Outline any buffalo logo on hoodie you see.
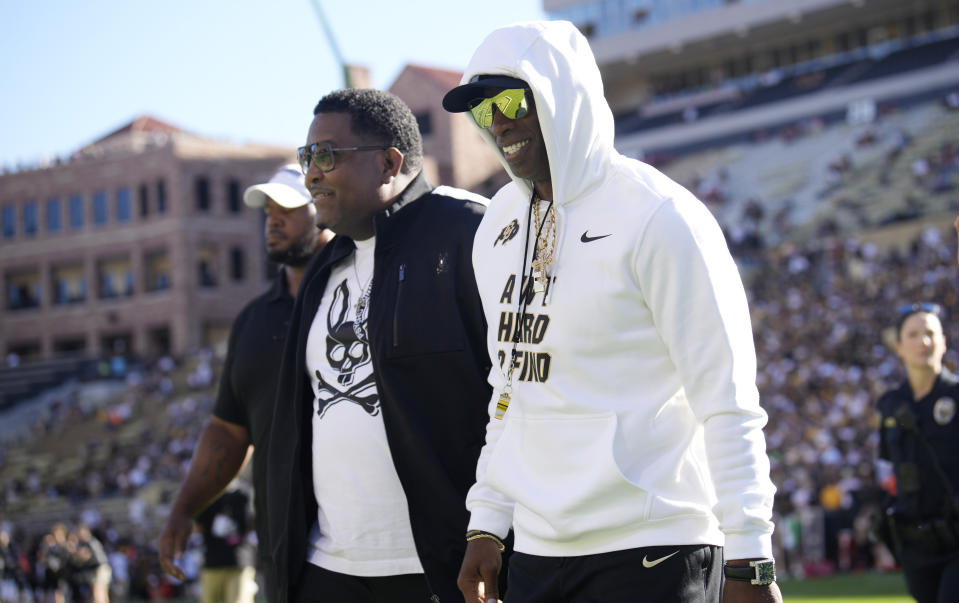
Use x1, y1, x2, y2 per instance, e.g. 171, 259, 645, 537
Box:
494, 219, 520, 246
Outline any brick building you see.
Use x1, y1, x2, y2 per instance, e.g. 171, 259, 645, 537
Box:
0, 116, 292, 362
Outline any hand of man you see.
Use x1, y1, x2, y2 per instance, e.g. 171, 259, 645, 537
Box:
457, 538, 502, 603
157, 510, 193, 580
722, 580, 783, 602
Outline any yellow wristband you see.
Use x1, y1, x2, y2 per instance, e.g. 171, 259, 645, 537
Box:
465, 530, 505, 552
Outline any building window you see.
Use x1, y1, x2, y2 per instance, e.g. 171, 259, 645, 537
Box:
195, 176, 211, 212
23, 202, 38, 236
93, 192, 108, 225
51, 264, 86, 305
53, 336, 87, 355
227, 179, 242, 213
415, 112, 433, 137
148, 326, 171, 357
139, 184, 149, 218
156, 179, 167, 214
5, 270, 41, 310
1, 205, 14, 239
197, 245, 218, 288
100, 273, 117, 299
230, 247, 245, 281
97, 257, 134, 299
145, 249, 171, 292
46, 198, 62, 233
116, 188, 132, 223
69, 195, 84, 229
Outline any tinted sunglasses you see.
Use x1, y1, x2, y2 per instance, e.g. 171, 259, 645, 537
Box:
897, 302, 942, 316
297, 141, 391, 174
467, 88, 529, 129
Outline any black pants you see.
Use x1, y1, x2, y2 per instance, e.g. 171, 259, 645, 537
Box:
902, 552, 959, 603
292, 562, 434, 603
504, 544, 721, 603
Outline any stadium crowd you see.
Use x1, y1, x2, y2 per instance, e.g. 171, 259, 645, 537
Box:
0, 355, 222, 602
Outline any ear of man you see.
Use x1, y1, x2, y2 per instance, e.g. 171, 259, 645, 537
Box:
381, 147, 405, 182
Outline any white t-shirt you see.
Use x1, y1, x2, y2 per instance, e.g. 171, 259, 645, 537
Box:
304, 236, 423, 576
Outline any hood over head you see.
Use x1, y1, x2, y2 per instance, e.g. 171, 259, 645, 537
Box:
452, 20, 616, 205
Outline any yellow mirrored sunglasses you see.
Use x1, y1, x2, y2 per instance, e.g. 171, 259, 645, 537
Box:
467, 88, 529, 129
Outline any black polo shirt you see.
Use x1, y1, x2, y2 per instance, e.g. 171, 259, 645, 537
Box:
213, 269, 294, 561
196, 489, 253, 568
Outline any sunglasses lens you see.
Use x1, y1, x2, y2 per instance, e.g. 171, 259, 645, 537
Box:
469, 89, 528, 128
898, 302, 941, 315
493, 89, 528, 120
320, 144, 337, 171
297, 147, 311, 174
470, 98, 494, 128
299, 143, 335, 172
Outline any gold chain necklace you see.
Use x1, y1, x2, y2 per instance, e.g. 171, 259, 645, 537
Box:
530, 196, 557, 293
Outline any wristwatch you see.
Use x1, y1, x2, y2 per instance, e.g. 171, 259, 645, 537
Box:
723, 559, 776, 585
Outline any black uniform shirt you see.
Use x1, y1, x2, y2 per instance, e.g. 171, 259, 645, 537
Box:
878, 369, 959, 520
213, 269, 294, 560
196, 489, 252, 568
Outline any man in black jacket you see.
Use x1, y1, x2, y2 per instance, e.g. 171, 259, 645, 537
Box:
266, 88, 494, 603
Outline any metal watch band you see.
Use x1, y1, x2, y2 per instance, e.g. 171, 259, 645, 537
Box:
723, 559, 776, 585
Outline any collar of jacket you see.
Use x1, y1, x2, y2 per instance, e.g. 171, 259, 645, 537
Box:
318, 170, 434, 265
898, 368, 958, 400
373, 170, 433, 251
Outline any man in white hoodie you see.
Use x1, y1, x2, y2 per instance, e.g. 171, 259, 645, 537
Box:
443, 21, 782, 603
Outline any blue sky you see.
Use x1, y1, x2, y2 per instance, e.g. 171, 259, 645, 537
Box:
0, 1, 546, 168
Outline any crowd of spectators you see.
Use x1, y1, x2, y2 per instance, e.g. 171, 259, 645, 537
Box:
751, 225, 959, 577
0, 354, 222, 601
1, 522, 114, 603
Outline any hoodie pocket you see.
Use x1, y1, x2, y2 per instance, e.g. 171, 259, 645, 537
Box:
486, 412, 650, 541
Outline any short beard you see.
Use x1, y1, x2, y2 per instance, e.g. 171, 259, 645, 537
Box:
268, 238, 316, 268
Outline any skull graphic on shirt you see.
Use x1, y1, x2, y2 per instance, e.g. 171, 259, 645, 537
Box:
314, 279, 378, 418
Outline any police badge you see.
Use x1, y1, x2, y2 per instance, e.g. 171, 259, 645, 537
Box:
933, 396, 956, 425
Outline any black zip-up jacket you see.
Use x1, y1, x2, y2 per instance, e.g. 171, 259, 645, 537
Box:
265, 173, 494, 602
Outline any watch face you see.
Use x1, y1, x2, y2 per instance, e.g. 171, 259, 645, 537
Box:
752, 560, 776, 585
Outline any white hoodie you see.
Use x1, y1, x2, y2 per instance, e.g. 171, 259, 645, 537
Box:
462, 21, 776, 560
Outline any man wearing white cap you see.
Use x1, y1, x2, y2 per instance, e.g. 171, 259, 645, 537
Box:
159, 163, 332, 602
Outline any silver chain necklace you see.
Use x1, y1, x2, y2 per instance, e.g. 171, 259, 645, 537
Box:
352, 251, 374, 339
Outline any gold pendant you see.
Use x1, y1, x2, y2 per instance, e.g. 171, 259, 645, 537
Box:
494, 392, 511, 420
532, 271, 546, 293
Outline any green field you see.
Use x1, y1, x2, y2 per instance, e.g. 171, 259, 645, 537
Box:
779, 572, 910, 602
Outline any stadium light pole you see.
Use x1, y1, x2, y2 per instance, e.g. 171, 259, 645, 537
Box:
308, 0, 352, 88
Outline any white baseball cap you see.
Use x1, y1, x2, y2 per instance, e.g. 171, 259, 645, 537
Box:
243, 164, 312, 209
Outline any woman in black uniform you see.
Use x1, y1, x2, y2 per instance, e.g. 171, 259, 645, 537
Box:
877, 302, 959, 602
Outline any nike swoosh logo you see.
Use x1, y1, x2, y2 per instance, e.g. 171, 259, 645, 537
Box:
642, 550, 680, 568
580, 231, 611, 243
